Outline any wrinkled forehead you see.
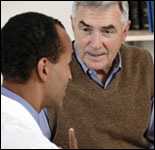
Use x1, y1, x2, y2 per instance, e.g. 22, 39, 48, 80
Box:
73, 5, 123, 27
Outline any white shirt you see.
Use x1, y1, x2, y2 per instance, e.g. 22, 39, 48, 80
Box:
1, 95, 59, 149
1, 86, 51, 139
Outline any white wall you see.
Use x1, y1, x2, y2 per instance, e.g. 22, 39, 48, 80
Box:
1, 1, 74, 40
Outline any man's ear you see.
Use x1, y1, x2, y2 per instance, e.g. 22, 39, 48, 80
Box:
37, 58, 50, 82
122, 20, 131, 42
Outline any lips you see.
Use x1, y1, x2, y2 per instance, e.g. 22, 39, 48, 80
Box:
85, 52, 107, 63
87, 52, 106, 57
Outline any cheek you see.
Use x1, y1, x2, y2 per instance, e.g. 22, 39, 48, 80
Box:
50, 67, 63, 89
106, 37, 122, 49
75, 29, 89, 47
105, 37, 122, 59
57, 68, 65, 82
57, 65, 69, 85
76, 37, 91, 57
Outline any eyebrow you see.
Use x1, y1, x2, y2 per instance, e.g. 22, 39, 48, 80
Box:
79, 20, 116, 31
79, 20, 92, 28
101, 25, 116, 31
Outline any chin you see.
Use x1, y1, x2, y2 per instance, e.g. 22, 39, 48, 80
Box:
87, 63, 106, 71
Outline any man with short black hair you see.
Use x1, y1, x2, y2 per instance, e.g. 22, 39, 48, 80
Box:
1, 12, 75, 149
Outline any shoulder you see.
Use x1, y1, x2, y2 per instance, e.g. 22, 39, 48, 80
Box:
120, 44, 154, 68
120, 44, 154, 94
1, 95, 59, 149
1, 95, 34, 121
1, 95, 40, 134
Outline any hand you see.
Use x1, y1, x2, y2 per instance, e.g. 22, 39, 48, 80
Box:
68, 128, 78, 149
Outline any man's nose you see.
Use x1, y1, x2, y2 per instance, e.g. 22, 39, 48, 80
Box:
90, 32, 103, 50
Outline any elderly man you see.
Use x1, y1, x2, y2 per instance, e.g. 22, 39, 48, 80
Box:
1, 12, 79, 149
48, 1, 154, 149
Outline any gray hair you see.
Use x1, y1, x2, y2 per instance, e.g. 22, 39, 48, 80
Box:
72, 1, 129, 23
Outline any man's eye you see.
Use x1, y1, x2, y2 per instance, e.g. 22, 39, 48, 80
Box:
82, 28, 91, 33
83, 28, 89, 31
103, 30, 114, 34
104, 30, 111, 34
105, 30, 110, 34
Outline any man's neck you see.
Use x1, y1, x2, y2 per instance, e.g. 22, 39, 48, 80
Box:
3, 80, 43, 112
96, 69, 109, 82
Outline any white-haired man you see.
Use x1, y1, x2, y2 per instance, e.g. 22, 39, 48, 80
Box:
48, 1, 154, 149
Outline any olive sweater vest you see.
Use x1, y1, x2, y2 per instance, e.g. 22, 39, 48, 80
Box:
49, 45, 154, 149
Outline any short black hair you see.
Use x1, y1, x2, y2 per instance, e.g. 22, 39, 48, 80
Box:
1, 12, 65, 83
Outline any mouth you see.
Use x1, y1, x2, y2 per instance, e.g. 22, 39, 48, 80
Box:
84, 51, 108, 63
87, 52, 106, 57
